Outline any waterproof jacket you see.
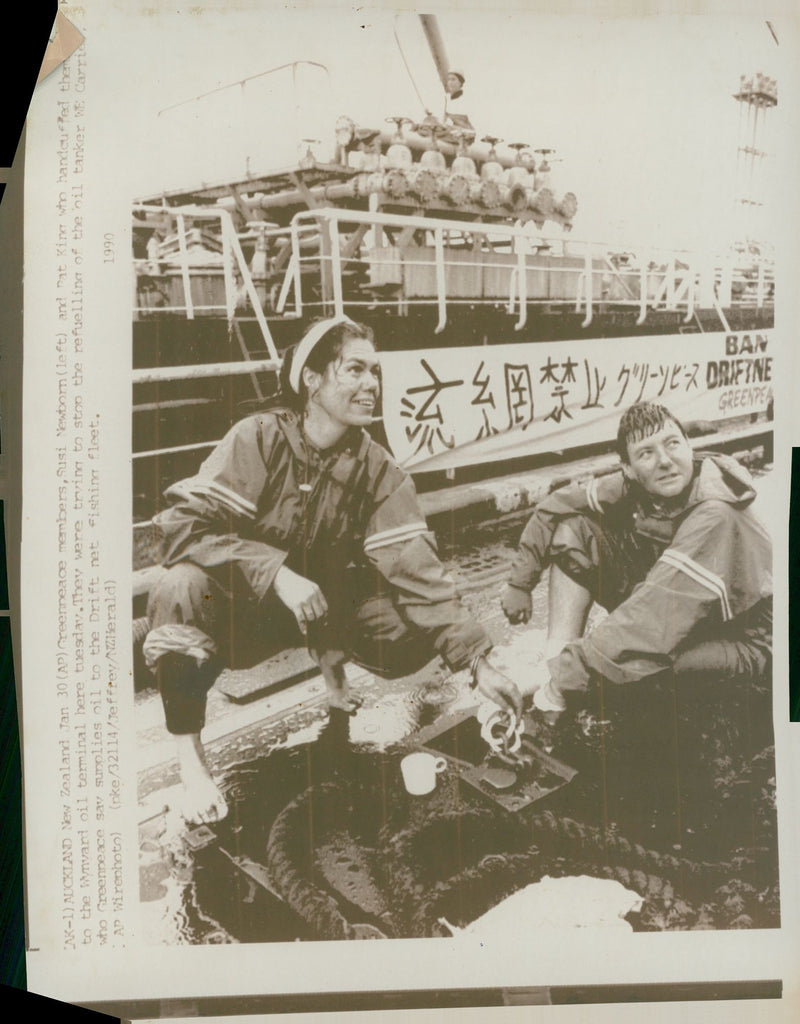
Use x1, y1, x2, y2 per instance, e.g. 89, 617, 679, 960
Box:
155, 410, 491, 671
507, 453, 772, 694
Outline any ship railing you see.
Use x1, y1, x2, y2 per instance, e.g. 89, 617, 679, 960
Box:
131, 208, 774, 469
275, 208, 772, 329
132, 203, 281, 362
133, 204, 775, 340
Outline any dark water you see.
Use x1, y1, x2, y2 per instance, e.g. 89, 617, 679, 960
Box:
139, 490, 779, 943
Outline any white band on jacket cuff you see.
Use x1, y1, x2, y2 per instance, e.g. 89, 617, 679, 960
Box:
288, 316, 358, 393
533, 682, 566, 713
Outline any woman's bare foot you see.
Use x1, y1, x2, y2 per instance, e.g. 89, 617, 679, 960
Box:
326, 686, 364, 713
175, 733, 229, 825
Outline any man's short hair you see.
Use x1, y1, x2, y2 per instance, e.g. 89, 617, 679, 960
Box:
616, 402, 688, 463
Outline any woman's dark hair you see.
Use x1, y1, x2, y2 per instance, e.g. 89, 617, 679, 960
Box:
277, 318, 376, 412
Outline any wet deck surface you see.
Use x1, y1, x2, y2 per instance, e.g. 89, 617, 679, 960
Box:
137, 468, 780, 944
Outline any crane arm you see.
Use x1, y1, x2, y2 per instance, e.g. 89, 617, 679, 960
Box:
418, 14, 450, 89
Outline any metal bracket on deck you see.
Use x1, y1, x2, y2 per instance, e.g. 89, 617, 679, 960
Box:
183, 824, 219, 852
413, 708, 577, 814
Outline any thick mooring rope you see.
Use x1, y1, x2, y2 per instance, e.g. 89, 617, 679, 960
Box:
263, 773, 773, 939
266, 782, 361, 941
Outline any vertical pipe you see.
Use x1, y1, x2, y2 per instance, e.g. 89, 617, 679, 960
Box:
514, 236, 527, 331
682, 263, 696, 323
290, 218, 303, 319
581, 243, 593, 328
636, 255, 647, 326
175, 213, 195, 320
573, 271, 584, 314
220, 214, 236, 322
756, 259, 765, 309
329, 213, 345, 317
666, 259, 676, 311
507, 265, 518, 316
434, 227, 447, 333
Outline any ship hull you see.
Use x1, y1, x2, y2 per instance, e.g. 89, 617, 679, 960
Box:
380, 325, 774, 473
133, 305, 774, 517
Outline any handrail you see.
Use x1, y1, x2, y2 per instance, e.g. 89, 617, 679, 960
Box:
329, 219, 345, 317
756, 260, 766, 308
507, 266, 518, 317
602, 255, 636, 300
290, 218, 303, 318
514, 235, 528, 331
220, 213, 236, 322
433, 228, 447, 333
683, 268, 696, 324
133, 359, 280, 385
133, 203, 279, 360
574, 271, 585, 317
581, 244, 593, 328
134, 203, 774, 333
220, 214, 280, 360
135, 202, 772, 280
712, 288, 732, 333
636, 260, 648, 326
276, 254, 297, 314
175, 214, 195, 320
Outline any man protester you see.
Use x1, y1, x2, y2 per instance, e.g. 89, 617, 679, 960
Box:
501, 401, 772, 717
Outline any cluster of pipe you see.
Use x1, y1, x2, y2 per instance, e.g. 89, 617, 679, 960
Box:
332, 116, 577, 223
250, 116, 577, 226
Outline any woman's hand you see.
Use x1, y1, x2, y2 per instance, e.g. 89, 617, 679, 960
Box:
501, 584, 532, 624
473, 656, 523, 724
273, 566, 328, 635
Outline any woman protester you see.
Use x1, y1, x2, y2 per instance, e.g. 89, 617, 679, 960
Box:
143, 316, 522, 824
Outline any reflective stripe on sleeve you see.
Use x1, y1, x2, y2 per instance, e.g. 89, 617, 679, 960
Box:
659, 548, 733, 621
191, 480, 257, 519
585, 477, 601, 514
363, 521, 429, 554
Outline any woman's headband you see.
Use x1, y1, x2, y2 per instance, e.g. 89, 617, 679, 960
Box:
288, 316, 358, 394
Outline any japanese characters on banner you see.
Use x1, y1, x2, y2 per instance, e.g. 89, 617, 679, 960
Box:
381, 331, 773, 471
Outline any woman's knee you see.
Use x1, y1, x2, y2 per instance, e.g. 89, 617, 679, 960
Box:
351, 595, 434, 678
147, 562, 221, 631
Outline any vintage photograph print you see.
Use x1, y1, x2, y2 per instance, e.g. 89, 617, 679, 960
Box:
128, 7, 780, 951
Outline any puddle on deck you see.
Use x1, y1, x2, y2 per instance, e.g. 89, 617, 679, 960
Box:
137, 495, 780, 944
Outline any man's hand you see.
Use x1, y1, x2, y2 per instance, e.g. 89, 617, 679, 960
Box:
273, 566, 328, 635
501, 584, 532, 624
473, 656, 523, 724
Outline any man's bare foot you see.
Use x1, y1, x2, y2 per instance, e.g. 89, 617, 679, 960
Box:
175, 733, 229, 826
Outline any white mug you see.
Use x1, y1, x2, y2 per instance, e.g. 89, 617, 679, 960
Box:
400, 752, 447, 795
